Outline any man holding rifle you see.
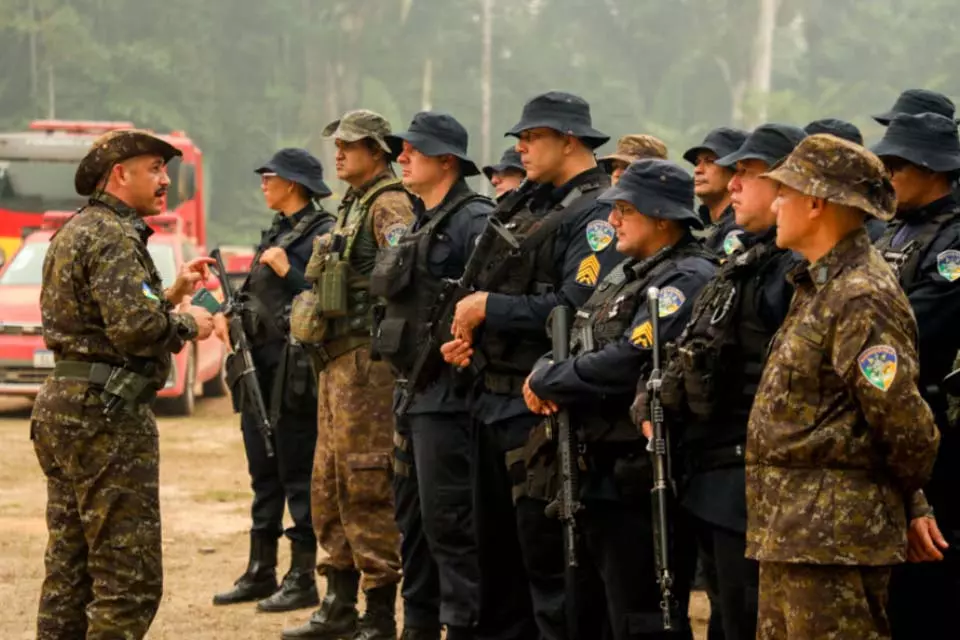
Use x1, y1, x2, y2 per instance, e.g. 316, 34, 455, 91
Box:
213, 148, 334, 614
523, 159, 717, 638
370, 111, 493, 640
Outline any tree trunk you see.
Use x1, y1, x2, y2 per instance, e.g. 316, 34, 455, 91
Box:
748, 0, 779, 126
480, 0, 494, 195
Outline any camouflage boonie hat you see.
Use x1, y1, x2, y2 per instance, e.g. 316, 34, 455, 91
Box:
762, 134, 896, 221
74, 129, 181, 196
322, 109, 392, 154
599, 134, 668, 171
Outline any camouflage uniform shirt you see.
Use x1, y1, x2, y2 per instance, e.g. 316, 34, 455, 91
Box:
746, 228, 940, 565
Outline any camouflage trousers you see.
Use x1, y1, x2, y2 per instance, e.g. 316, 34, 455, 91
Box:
31, 395, 162, 640
313, 347, 401, 590
757, 561, 891, 640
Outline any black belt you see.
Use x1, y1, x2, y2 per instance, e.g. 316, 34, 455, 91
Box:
482, 372, 527, 396
53, 360, 157, 406
683, 443, 745, 475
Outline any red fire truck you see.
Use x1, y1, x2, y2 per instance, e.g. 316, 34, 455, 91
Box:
0, 119, 208, 267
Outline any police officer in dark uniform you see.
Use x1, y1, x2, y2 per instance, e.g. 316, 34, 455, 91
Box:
870, 112, 960, 640
371, 111, 493, 640
214, 149, 335, 612
441, 91, 622, 640
683, 127, 748, 258
524, 159, 718, 638
483, 147, 526, 199
872, 89, 957, 126
651, 124, 805, 640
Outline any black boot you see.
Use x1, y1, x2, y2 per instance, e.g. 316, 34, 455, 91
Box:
258, 541, 320, 612
399, 625, 442, 640
213, 532, 278, 606
353, 583, 398, 640
281, 568, 360, 639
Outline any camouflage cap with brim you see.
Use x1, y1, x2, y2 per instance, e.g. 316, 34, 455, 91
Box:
75, 129, 182, 196
599, 134, 668, 171
761, 134, 896, 222
322, 109, 392, 154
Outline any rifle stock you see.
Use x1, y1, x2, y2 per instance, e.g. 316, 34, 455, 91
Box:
211, 248, 275, 458
646, 286, 680, 630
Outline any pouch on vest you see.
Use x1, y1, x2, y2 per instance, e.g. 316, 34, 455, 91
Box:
290, 289, 328, 345
372, 317, 410, 363
280, 341, 318, 414
678, 337, 722, 421
318, 259, 349, 317
369, 242, 416, 299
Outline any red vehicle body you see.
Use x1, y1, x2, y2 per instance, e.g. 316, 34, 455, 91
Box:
0, 212, 227, 415
0, 119, 208, 267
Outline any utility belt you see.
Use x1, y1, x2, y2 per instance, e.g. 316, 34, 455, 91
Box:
682, 443, 745, 476
482, 371, 527, 396
53, 360, 157, 414
304, 336, 370, 373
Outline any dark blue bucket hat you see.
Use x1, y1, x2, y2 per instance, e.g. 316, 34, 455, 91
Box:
385, 111, 480, 176
482, 147, 525, 181
255, 148, 331, 198
872, 89, 957, 126
505, 91, 609, 149
682, 127, 749, 165
598, 158, 703, 229
715, 123, 807, 169
804, 118, 863, 145
871, 112, 960, 173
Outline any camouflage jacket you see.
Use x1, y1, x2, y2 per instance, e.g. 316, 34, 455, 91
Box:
745, 228, 940, 565
37, 192, 198, 399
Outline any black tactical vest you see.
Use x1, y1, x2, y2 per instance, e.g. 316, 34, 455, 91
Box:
572, 241, 716, 442
661, 237, 781, 448
875, 204, 960, 289
369, 189, 491, 380
474, 175, 607, 389
242, 208, 334, 346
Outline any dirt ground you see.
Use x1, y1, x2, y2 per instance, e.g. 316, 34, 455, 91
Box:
0, 395, 709, 639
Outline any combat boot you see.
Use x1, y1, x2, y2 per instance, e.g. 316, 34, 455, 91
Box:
399, 625, 442, 640
213, 532, 279, 606
258, 540, 320, 612
281, 568, 360, 639
353, 583, 398, 640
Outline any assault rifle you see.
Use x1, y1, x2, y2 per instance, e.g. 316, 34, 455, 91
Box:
543, 304, 582, 638
393, 215, 520, 416
646, 286, 680, 630
211, 247, 275, 458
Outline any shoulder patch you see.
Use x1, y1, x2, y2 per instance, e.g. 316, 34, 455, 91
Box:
630, 321, 653, 348
658, 286, 686, 317
936, 249, 960, 282
723, 230, 745, 256
576, 254, 601, 286
383, 223, 407, 247
857, 345, 898, 392
142, 281, 160, 301
586, 220, 615, 252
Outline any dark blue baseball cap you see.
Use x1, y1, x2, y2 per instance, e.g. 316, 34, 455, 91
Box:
715, 124, 807, 169
872, 89, 957, 126
598, 159, 703, 229
682, 127, 749, 165
804, 118, 863, 145
482, 147, 525, 181
505, 91, 609, 149
871, 112, 960, 173
255, 148, 331, 198
385, 111, 480, 176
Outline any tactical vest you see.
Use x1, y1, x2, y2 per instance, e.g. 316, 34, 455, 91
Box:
241, 208, 334, 347
572, 241, 716, 443
369, 189, 492, 379
875, 205, 960, 289
474, 176, 607, 393
314, 176, 409, 346
662, 238, 780, 448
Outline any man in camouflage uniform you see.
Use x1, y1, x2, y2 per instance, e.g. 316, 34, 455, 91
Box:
748, 134, 941, 639
598, 133, 668, 184
283, 110, 412, 640
32, 130, 215, 639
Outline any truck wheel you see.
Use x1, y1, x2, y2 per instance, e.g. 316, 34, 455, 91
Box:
158, 350, 196, 416
202, 349, 229, 398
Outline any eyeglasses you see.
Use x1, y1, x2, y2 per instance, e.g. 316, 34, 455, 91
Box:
259, 172, 278, 185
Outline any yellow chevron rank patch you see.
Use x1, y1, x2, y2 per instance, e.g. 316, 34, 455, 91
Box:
630, 321, 653, 348
576, 254, 601, 286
